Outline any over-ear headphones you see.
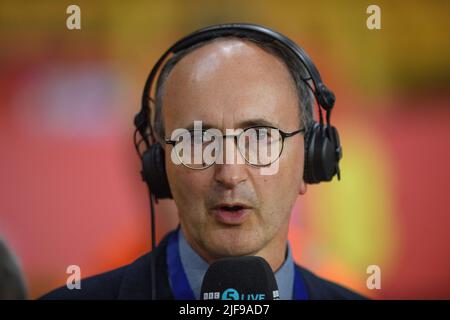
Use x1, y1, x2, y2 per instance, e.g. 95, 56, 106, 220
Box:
134, 23, 343, 200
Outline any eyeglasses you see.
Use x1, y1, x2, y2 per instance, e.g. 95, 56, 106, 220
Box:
165, 125, 305, 170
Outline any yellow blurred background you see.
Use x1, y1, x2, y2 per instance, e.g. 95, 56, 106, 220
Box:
0, 0, 449, 299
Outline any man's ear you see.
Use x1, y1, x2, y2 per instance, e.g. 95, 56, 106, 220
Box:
299, 179, 307, 195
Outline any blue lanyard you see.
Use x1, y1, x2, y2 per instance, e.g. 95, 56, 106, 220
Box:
166, 231, 309, 300
166, 230, 196, 299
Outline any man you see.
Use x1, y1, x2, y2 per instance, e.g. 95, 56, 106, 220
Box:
42, 26, 364, 300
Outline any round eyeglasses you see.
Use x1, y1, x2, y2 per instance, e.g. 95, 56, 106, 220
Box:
165, 125, 305, 170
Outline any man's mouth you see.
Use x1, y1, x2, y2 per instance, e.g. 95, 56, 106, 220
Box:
211, 203, 252, 225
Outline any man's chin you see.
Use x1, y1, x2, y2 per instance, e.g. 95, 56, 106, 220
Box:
203, 229, 264, 258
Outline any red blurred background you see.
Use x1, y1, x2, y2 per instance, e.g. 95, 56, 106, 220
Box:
0, 1, 449, 299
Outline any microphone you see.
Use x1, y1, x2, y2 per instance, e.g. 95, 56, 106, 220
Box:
200, 256, 280, 300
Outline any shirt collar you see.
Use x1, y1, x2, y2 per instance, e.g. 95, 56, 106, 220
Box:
178, 228, 295, 300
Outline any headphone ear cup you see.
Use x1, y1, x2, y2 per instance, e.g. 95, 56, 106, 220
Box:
303, 122, 319, 184
329, 125, 343, 179
141, 143, 173, 199
317, 125, 338, 181
304, 123, 341, 184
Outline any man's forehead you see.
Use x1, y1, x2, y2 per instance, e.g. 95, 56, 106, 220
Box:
162, 37, 300, 131
167, 37, 290, 82
191, 37, 266, 58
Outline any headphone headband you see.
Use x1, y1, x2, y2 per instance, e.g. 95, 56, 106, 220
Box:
136, 23, 336, 138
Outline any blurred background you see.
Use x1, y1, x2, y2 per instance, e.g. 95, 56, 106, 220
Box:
0, 0, 449, 299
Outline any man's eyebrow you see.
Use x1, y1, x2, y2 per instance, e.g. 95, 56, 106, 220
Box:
183, 122, 215, 131
238, 118, 278, 128
178, 119, 277, 131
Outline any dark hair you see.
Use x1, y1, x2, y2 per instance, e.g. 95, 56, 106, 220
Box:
153, 36, 314, 140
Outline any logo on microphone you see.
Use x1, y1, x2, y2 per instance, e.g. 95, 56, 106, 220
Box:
273, 290, 280, 299
222, 288, 240, 300
212, 288, 266, 300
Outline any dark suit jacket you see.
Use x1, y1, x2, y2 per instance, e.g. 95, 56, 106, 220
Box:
41, 229, 366, 300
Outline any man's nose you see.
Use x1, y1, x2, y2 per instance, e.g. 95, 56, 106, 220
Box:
213, 162, 248, 189
213, 138, 248, 189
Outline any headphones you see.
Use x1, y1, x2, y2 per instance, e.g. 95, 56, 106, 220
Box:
134, 23, 343, 200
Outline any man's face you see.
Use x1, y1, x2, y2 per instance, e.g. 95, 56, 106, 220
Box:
162, 39, 307, 261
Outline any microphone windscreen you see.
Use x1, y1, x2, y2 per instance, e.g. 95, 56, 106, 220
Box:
200, 256, 279, 300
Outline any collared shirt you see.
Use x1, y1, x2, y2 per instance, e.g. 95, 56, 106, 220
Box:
178, 228, 295, 300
